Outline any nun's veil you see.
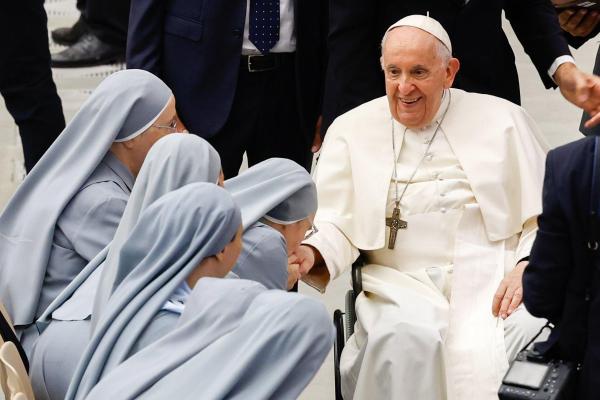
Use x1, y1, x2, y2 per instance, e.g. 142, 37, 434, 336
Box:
66, 183, 241, 400
225, 158, 317, 230
0, 69, 173, 326
36, 134, 221, 328
91, 133, 221, 322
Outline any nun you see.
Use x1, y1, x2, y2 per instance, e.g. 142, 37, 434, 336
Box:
29, 134, 222, 400
226, 158, 318, 290
0, 69, 179, 354
67, 183, 333, 400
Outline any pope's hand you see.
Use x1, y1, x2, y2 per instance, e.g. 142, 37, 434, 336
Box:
492, 260, 528, 320
554, 62, 600, 128
287, 262, 301, 290
558, 8, 600, 37
289, 245, 316, 277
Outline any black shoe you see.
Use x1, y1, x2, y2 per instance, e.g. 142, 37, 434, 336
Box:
51, 33, 125, 68
51, 17, 88, 46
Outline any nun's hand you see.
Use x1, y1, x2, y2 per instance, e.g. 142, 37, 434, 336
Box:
290, 245, 316, 277
287, 263, 301, 290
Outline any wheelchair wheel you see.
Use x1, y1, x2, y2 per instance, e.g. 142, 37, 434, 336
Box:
333, 309, 345, 400
344, 289, 356, 340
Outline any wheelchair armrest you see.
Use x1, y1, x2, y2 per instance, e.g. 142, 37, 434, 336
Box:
351, 254, 365, 301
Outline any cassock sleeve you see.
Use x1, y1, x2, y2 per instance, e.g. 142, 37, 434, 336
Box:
513, 216, 538, 269
523, 151, 572, 322
303, 222, 360, 283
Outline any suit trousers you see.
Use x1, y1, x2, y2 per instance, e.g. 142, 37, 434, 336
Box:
209, 53, 313, 178
78, 0, 130, 48
0, 0, 65, 172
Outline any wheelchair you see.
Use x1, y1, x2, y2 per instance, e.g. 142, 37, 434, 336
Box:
332, 255, 365, 400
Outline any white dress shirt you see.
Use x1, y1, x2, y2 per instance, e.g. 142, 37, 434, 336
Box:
242, 0, 296, 54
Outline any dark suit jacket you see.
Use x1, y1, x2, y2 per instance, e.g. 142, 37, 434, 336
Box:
322, 0, 571, 130
127, 0, 327, 141
524, 136, 600, 400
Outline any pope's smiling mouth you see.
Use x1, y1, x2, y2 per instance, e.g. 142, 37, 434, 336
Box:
398, 96, 422, 105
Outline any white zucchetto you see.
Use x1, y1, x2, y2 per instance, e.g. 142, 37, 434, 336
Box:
385, 14, 452, 53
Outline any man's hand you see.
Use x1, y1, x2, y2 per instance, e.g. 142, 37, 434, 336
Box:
554, 62, 600, 128
311, 116, 323, 153
492, 260, 529, 319
558, 8, 600, 37
289, 245, 316, 277
287, 262, 301, 290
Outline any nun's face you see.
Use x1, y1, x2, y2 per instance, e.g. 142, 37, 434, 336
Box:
118, 96, 185, 177
220, 224, 244, 273
186, 224, 243, 288
280, 215, 314, 256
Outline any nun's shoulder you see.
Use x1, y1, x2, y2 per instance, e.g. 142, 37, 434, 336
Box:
58, 179, 129, 232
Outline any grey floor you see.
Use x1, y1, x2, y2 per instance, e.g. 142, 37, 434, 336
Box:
0, 2, 597, 399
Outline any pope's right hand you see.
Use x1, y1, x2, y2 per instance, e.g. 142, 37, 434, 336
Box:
289, 245, 316, 277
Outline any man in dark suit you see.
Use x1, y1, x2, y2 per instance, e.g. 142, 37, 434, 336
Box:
127, 1, 327, 177
0, 0, 65, 172
523, 136, 600, 400
557, 7, 600, 135
323, 0, 600, 131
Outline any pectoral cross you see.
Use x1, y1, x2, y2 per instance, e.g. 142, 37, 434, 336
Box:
385, 204, 407, 249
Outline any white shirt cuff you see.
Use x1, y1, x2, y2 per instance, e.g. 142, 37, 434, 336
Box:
548, 55, 576, 80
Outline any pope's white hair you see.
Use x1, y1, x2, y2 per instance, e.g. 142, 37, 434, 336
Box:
380, 26, 451, 67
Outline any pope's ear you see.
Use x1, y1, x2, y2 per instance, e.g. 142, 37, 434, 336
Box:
445, 57, 460, 89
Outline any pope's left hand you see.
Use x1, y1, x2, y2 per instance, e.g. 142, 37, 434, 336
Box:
554, 62, 600, 128
492, 260, 528, 320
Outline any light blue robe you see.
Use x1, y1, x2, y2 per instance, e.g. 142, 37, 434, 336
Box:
20, 153, 133, 357
0, 70, 172, 329
39, 152, 133, 319
66, 184, 242, 400
85, 278, 335, 400
29, 135, 220, 400
225, 159, 318, 290
233, 222, 288, 290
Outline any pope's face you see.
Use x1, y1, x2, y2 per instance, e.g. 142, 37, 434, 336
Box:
381, 27, 459, 130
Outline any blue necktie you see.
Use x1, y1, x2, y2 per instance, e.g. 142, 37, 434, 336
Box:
249, 0, 280, 54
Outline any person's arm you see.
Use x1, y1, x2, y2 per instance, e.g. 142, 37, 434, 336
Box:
70, 188, 128, 261
523, 151, 573, 322
126, 0, 166, 76
293, 222, 360, 292
491, 217, 537, 319
505, 1, 600, 127
504, 0, 572, 89
557, 8, 600, 48
322, 0, 381, 132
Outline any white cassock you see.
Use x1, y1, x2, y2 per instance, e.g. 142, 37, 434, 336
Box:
304, 89, 549, 400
